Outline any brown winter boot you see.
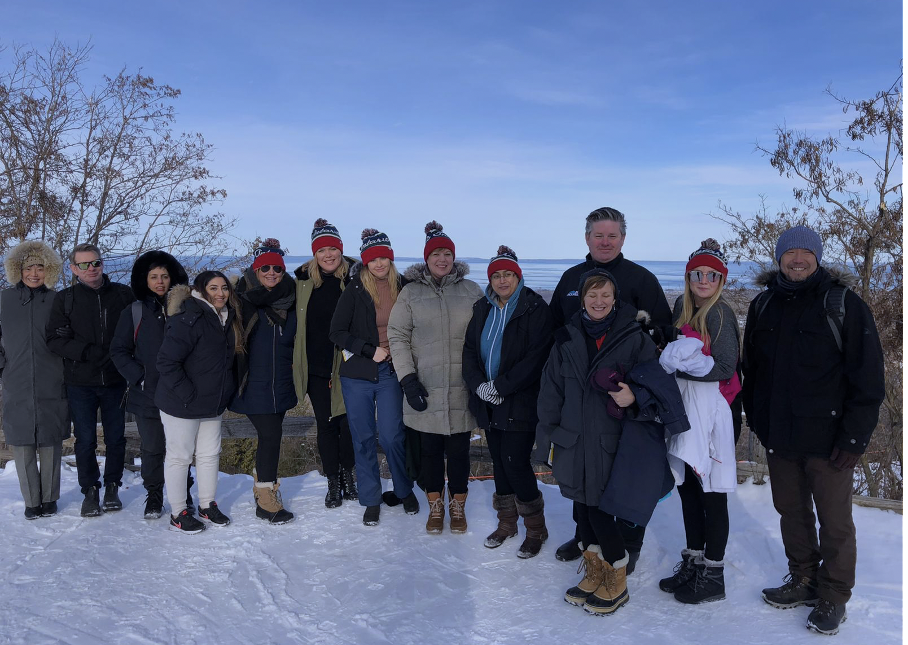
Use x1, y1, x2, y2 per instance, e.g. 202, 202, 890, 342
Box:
253, 470, 294, 525
584, 551, 630, 615
516, 493, 548, 559
484, 493, 518, 549
426, 491, 445, 534
449, 489, 468, 534
564, 544, 605, 606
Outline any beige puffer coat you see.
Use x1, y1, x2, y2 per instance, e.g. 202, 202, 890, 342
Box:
388, 261, 483, 435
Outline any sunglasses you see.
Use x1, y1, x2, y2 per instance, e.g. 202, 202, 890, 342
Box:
74, 260, 103, 270
688, 270, 722, 283
258, 265, 284, 274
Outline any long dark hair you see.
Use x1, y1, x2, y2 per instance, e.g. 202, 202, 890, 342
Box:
193, 270, 244, 354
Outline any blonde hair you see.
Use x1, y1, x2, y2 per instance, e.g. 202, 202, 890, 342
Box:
360, 262, 400, 307
675, 273, 726, 351
305, 255, 349, 288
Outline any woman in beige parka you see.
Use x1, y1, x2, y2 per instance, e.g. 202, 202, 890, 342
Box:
388, 221, 483, 535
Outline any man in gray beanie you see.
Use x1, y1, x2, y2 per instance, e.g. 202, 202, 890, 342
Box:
742, 225, 884, 635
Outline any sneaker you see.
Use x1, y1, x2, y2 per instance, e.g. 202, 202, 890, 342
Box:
363, 505, 380, 526
401, 492, 420, 515
39, 501, 58, 517
102, 482, 122, 511
24, 506, 41, 520
81, 486, 103, 517
555, 536, 583, 562
807, 599, 848, 635
144, 489, 164, 519
762, 574, 819, 609
170, 509, 206, 534
198, 502, 231, 526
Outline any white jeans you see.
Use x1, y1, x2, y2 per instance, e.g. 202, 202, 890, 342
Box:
161, 411, 223, 514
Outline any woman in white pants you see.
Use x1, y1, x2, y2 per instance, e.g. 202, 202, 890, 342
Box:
155, 271, 243, 533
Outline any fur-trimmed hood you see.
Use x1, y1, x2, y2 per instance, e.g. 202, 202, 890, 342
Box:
4, 240, 63, 288
403, 260, 471, 286
130, 250, 189, 301
754, 266, 859, 290
165, 284, 193, 317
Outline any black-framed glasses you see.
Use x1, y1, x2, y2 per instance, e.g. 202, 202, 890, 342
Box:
258, 265, 284, 274
74, 260, 103, 270
688, 270, 721, 283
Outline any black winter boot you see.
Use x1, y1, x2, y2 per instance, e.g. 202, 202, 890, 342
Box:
674, 556, 726, 604
144, 487, 164, 519
555, 536, 583, 562
659, 549, 701, 593
341, 466, 358, 501
807, 599, 847, 635
325, 474, 343, 508
516, 494, 548, 559
102, 482, 122, 511
81, 485, 103, 517
762, 574, 819, 609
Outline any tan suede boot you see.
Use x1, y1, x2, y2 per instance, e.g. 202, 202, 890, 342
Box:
449, 489, 468, 534
564, 545, 606, 606
584, 551, 630, 615
253, 470, 294, 525
426, 491, 445, 534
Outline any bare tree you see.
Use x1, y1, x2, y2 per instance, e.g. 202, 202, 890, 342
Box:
714, 73, 903, 499
0, 39, 248, 281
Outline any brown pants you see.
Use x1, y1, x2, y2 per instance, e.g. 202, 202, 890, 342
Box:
767, 452, 856, 604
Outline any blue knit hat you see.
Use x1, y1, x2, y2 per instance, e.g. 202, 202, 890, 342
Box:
775, 226, 823, 265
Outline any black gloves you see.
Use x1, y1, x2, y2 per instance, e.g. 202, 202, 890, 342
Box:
829, 447, 861, 471
400, 373, 428, 411
54, 325, 75, 339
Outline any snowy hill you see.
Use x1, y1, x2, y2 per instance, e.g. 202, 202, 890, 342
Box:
0, 461, 901, 644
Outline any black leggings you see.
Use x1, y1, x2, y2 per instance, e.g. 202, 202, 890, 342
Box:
485, 428, 539, 502
420, 431, 471, 495
576, 503, 626, 565
308, 374, 355, 477
677, 463, 729, 561
248, 412, 286, 482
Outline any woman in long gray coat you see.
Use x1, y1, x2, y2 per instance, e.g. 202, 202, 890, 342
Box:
388, 221, 483, 535
0, 241, 69, 519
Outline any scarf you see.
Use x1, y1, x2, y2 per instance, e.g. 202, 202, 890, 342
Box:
580, 301, 620, 341
774, 267, 822, 296
236, 269, 296, 344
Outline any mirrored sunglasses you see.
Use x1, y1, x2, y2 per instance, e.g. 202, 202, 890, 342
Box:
75, 259, 103, 270
688, 270, 722, 283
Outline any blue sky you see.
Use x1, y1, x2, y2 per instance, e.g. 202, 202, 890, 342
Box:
4, 1, 902, 260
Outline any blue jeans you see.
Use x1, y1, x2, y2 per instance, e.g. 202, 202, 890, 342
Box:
341, 363, 413, 507
67, 383, 127, 493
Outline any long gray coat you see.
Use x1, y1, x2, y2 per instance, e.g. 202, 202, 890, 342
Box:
0, 242, 69, 446
388, 261, 483, 435
536, 305, 658, 506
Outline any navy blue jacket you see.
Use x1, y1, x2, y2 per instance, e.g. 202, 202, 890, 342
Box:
154, 287, 238, 419
230, 308, 298, 415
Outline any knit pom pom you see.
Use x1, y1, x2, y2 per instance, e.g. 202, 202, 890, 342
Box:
424, 220, 443, 235
262, 237, 282, 249
313, 218, 329, 228
699, 238, 721, 252
496, 244, 516, 257
361, 228, 379, 241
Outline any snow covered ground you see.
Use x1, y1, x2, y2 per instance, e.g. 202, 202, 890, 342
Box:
0, 460, 901, 644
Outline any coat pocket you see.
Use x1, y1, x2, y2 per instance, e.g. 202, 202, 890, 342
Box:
339, 353, 379, 382
550, 426, 580, 488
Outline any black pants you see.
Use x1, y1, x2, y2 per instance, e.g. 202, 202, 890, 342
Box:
677, 464, 729, 561
420, 431, 470, 495
571, 503, 646, 555
308, 375, 354, 477
135, 413, 192, 494
485, 428, 538, 502
576, 503, 626, 565
248, 412, 286, 482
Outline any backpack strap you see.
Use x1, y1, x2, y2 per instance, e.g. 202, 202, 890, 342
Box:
823, 285, 847, 353
63, 287, 74, 319
753, 290, 773, 323
131, 300, 143, 343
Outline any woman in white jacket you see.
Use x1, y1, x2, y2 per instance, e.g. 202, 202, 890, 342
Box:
658, 239, 740, 605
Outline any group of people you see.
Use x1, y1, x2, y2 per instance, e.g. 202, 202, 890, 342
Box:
0, 208, 884, 637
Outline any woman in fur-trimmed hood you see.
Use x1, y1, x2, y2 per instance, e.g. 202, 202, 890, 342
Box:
0, 240, 69, 519
109, 249, 191, 520
387, 221, 484, 534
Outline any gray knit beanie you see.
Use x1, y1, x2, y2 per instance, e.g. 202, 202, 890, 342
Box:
775, 226, 823, 265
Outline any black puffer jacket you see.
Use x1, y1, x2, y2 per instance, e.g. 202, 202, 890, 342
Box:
110, 251, 189, 417
742, 266, 884, 458
462, 286, 554, 433
154, 286, 238, 419
536, 304, 659, 506
328, 267, 409, 383
549, 253, 672, 332
45, 275, 135, 386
